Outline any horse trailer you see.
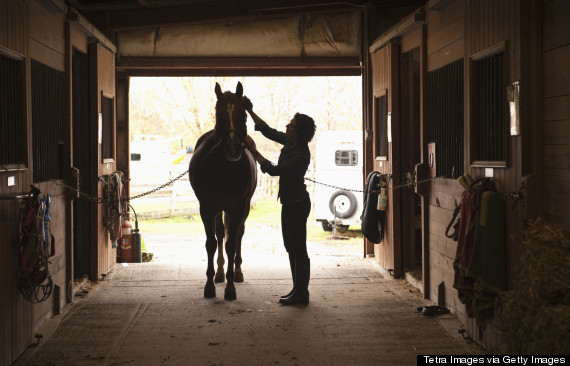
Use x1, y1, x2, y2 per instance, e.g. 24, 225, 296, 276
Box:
314, 130, 363, 231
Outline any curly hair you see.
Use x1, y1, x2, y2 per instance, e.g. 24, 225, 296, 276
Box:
294, 113, 316, 144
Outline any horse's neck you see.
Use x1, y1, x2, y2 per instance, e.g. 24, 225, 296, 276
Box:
193, 130, 216, 153
214, 121, 226, 139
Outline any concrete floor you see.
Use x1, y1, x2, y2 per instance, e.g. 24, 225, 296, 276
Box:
13, 227, 482, 366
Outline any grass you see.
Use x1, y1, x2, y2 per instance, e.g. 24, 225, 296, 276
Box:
137, 215, 203, 236
131, 200, 197, 213
137, 199, 363, 245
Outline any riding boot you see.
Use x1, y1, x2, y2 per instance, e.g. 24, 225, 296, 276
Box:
281, 258, 310, 306
279, 254, 296, 302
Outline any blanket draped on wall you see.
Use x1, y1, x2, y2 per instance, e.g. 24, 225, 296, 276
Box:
102, 172, 125, 248
453, 177, 506, 327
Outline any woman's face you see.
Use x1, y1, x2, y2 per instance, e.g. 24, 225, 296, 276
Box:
286, 117, 297, 139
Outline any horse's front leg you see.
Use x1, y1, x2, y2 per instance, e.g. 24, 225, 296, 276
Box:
234, 202, 251, 283
234, 222, 245, 283
201, 208, 218, 298
214, 213, 226, 283
223, 212, 242, 300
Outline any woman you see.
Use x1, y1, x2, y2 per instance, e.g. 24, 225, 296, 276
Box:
242, 96, 316, 305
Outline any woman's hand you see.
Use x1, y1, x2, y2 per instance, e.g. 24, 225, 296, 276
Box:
242, 96, 265, 131
259, 160, 272, 174
244, 135, 257, 153
244, 135, 270, 171
242, 96, 253, 112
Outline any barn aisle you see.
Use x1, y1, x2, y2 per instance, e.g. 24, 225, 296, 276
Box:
13, 230, 482, 365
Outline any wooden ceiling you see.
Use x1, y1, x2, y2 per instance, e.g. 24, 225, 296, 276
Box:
68, 0, 427, 32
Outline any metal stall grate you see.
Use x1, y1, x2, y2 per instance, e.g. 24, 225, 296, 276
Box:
31, 60, 65, 182
0, 54, 25, 165
427, 59, 464, 179
471, 51, 506, 163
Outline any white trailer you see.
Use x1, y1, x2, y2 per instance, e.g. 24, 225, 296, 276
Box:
313, 130, 363, 231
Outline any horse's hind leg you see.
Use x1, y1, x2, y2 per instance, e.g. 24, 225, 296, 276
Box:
201, 207, 217, 298
214, 213, 226, 283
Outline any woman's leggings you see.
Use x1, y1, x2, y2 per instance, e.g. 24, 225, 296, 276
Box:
281, 196, 311, 259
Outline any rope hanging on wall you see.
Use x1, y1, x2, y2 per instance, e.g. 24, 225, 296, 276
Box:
16, 186, 55, 303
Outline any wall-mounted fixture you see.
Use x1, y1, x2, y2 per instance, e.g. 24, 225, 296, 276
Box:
98, 113, 103, 144
387, 112, 392, 143
508, 81, 520, 136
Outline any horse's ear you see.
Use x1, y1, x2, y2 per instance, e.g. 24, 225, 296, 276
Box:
236, 82, 243, 98
215, 83, 222, 99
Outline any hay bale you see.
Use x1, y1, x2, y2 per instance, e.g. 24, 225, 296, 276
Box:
496, 218, 570, 354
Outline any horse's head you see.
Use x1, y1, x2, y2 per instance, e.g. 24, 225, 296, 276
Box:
214, 82, 248, 162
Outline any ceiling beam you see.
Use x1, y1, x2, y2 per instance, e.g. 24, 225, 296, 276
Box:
75, 0, 425, 31
116, 56, 363, 76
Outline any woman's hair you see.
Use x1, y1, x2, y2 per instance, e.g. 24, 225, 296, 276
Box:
295, 113, 316, 144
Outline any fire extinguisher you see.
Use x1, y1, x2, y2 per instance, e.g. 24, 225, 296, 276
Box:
132, 219, 142, 263
120, 219, 133, 263
128, 204, 142, 263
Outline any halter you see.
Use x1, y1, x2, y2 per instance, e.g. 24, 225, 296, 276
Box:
210, 98, 247, 158
211, 82, 248, 161
217, 99, 246, 139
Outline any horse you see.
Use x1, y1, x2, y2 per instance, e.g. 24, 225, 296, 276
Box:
189, 82, 257, 300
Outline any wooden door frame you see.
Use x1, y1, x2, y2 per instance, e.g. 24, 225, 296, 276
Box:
367, 8, 425, 278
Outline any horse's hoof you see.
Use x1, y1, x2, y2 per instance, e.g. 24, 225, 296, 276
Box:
214, 272, 225, 283
234, 272, 244, 283
224, 287, 237, 301
204, 284, 216, 298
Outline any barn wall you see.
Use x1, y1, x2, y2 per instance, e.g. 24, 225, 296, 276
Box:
542, 0, 570, 225
424, 0, 469, 338
465, 0, 525, 347
425, 0, 543, 348
368, 9, 425, 279
0, 2, 31, 364
95, 44, 118, 279
27, 3, 69, 332
370, 43, 395, 273
0, 1, 68, 365
0, 0, 27, 56
0, 1, 117, 365
368, 0, 545, 349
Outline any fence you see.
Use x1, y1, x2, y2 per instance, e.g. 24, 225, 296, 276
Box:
129, 170, 283, 220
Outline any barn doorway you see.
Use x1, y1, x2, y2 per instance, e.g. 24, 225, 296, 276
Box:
126, 76, 364, 264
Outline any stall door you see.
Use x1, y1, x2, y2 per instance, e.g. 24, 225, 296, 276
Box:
370, 41, 402, 276
398, 47, 422, 282
72, 48, 92, 279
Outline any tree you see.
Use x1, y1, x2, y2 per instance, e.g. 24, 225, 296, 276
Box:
129, 75, 363, 158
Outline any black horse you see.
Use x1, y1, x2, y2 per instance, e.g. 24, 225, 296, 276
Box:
189, 82, 257, 300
